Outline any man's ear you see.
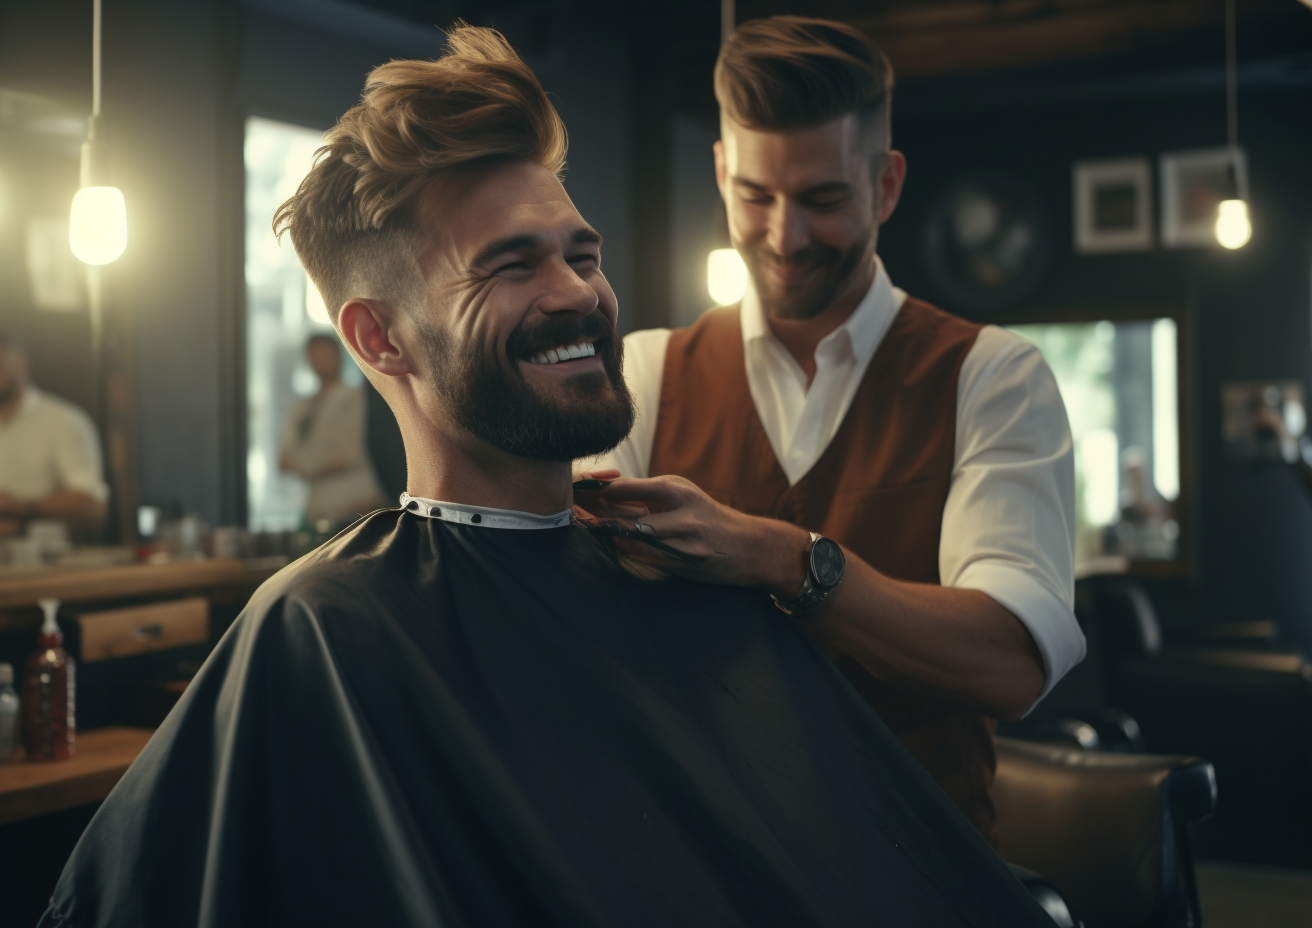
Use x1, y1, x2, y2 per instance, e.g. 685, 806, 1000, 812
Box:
338, 299, 413, 378
713, 139, 728, 202
876, 150, 908, 225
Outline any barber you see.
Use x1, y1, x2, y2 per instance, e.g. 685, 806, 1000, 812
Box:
582, 16, 1083, 848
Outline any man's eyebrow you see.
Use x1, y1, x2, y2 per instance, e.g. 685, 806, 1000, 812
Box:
730, 177, 853, 198
472, 228, 601, 267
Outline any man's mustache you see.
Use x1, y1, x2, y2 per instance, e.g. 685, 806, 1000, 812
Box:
748, 243, 839, 270
507, 312, 615, 359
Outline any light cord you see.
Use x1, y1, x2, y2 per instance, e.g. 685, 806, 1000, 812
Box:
1224, 0, 1238, 150
92, 0, 102, 119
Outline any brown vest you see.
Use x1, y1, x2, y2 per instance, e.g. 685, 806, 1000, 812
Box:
649, 297, 1000, 849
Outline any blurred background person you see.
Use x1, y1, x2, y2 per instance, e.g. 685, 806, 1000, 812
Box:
279, 333, 385, 530
0, 331, 108, 539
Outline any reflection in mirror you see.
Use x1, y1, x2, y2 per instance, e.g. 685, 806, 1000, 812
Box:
1009, 317, 1181, 573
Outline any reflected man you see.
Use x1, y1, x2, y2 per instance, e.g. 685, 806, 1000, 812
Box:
0, 331, 107, 538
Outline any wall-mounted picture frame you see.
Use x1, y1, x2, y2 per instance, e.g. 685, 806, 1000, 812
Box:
1073, 157, 1153, 253
1160, 147, 1248, 248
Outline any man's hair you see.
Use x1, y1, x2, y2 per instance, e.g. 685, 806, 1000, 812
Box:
274, 24, 568, 318
714, 16, 894, 140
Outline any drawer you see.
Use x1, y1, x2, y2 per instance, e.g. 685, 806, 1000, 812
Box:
75, 597, 209, 663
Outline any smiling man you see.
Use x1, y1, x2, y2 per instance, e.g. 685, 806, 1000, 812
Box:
586, 16, 1085, 849
39, 27, 1055, 928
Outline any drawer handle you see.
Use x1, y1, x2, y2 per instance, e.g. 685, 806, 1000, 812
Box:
131, 624, 164, 641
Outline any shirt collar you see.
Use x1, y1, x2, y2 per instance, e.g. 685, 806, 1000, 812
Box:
399, 493, 573, 530
740, 255, 906, 368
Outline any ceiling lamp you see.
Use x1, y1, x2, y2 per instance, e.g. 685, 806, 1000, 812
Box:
69, 0, 127, 265
1214, 0, 1250, 250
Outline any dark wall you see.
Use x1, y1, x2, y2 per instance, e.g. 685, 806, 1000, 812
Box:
879, 75, 1312, 651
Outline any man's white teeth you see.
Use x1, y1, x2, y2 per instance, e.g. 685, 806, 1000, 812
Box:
528, 341, 597, 364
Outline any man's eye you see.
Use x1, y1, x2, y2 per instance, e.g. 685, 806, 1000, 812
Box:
806, 196, 848, 209
496, 261, 530, 275
569, 254, 600, 269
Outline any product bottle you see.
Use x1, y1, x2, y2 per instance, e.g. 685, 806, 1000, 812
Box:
22, 598, 75, 761
0, 662, 18, 762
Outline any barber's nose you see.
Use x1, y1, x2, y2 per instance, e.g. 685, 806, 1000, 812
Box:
766, 200, 808, 256
537, 256, 600, 316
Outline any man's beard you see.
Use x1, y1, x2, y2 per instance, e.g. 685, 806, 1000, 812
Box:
740, 229, 874, 321
416, 311, 635, 463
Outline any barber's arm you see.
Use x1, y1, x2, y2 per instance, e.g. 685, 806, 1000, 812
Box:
579, 333, 1082, 723
579, 473, 1043, 721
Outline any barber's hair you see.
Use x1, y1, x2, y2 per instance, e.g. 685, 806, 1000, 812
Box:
715, 16, 894, 140
273, 24, 568, 319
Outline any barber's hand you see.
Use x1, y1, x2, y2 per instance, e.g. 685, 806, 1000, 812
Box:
574, 472, 810, 597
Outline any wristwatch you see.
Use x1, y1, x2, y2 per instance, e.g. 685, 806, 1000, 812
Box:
771, 532, 845, 619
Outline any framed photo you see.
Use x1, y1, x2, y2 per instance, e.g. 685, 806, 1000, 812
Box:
1160, 147, 1248, 248
1073, 157, 1153, 254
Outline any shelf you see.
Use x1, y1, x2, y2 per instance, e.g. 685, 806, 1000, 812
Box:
0, 727, 153, 825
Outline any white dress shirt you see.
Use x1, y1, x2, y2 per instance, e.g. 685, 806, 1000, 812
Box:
0, 386, 109, 503
593, 259, 1085, 708
280, 382, 384, 523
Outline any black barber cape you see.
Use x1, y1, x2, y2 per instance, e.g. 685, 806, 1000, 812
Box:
40, 509, 1050, 928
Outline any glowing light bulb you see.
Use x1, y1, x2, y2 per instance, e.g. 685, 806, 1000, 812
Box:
1215, 198, 1251, 250
69, 186, 127, 265
707, 248, 748, 305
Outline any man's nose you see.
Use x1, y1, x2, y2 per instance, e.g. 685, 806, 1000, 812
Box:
536, 256, 600, 315
765, 199, 809, 257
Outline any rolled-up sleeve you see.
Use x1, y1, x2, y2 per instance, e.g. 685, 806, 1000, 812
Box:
941, 326, 1084, 711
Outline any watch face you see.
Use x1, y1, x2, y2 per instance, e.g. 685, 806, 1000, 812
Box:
810, 538, 845, 589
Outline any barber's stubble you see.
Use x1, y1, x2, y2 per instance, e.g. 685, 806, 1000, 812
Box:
739, 228, 875, 321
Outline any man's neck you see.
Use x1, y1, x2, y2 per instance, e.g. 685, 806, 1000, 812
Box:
404, 419, 573, 516
765, 260, 876, 387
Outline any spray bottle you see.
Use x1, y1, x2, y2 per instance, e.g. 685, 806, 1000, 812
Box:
22, 598, 75, 761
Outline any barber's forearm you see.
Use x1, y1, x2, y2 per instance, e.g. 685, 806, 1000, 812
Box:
806, 554, 1045, 721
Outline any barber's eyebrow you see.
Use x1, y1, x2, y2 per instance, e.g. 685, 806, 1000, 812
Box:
473, 227, 602, 267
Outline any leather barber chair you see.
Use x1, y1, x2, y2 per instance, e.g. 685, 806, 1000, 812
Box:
1092, 578, 1312, 866
995, 737, 1217, 928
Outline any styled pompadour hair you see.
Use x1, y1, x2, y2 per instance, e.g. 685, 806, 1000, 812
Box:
714, 16, 894, 137
274, 24, 568, 317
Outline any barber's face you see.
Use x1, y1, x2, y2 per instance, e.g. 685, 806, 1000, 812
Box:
715, 114, 905, 320
408, 159, 633, 461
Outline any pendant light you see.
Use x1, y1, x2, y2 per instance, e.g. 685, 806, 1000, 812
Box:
69, 0, 127, 265
1215, 0, 1251, 250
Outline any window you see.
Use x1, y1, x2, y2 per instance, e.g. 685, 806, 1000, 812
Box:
1008, 317, 1181, 571
244, 116, 362, 531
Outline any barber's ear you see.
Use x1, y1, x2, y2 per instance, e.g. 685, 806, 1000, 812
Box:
338, 299, 412, 377
876, 150, 908, 225
713, 140, 727, 201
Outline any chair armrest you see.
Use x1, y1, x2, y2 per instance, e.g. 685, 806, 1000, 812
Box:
995, 737, 1216, 928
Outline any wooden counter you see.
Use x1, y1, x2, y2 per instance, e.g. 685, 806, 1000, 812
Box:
0, 727, 153, 825
0, 559, 276, 633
